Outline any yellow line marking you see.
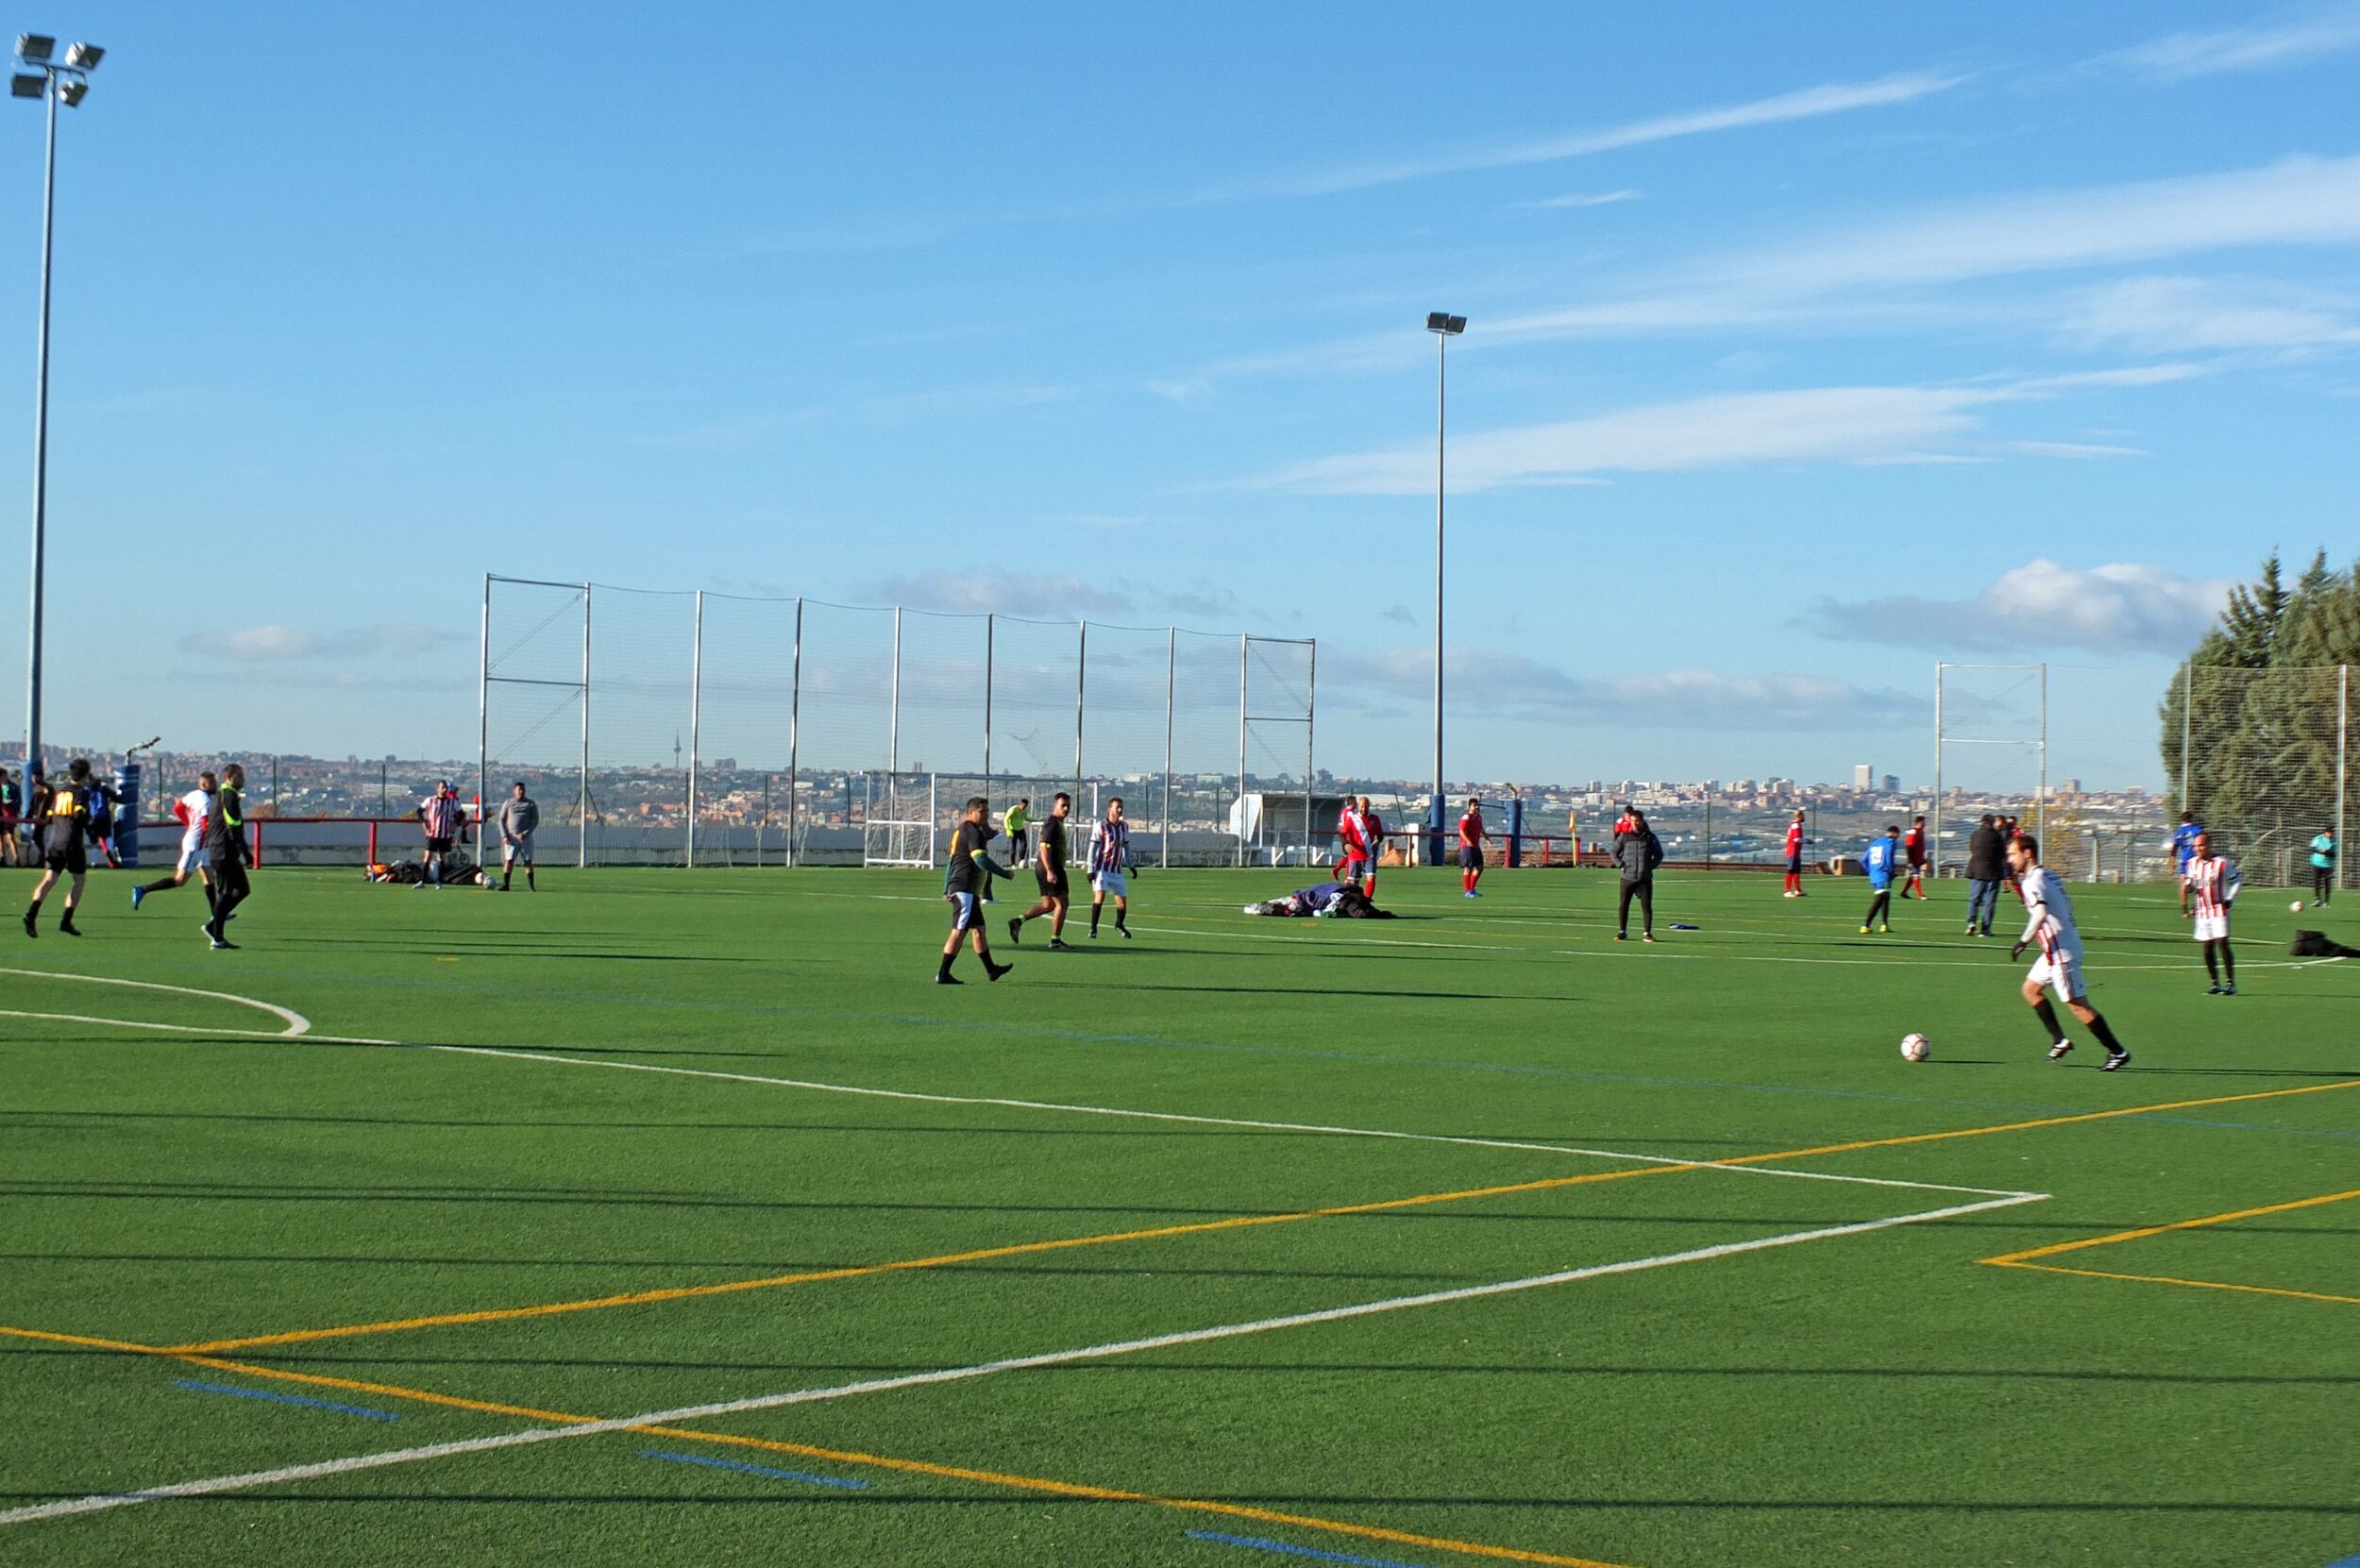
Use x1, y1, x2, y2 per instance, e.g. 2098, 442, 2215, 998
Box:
165, 1158, 1682, 1353
637, 1424, 1638, 1568
0, 1323, 1637, 1567
1985, 1261, 2360, 1308
1977, 1186, 2360, 1309
1980, 1187, 2360, 1265
164, 1075, 2360, 1356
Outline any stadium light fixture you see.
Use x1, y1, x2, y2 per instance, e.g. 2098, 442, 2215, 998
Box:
1424, 311, 1466, 831
10, 33, 104, 782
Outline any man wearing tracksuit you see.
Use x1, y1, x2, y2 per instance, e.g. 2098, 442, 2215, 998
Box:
1612, 808, 1663, 942
1860, 825, 1900, 934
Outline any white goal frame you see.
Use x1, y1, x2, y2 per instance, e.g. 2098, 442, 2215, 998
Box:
862, 771, 937, 869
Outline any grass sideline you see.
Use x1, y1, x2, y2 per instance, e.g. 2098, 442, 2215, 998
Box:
2, 864, 2355, 1568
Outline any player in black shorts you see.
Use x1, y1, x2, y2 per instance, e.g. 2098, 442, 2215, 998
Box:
24, 758, 96, 937
938, 794, 1013, 984
1008, 791, 1074, 949
204, 763, 252, 950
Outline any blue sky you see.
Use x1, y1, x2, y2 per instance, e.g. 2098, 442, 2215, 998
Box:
4, 1, 2355, 788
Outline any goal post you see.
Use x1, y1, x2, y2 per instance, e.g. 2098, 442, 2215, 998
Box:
862, 770, 937, 869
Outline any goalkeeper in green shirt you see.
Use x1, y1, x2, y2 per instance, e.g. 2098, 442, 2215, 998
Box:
2311, 827, 2337, 906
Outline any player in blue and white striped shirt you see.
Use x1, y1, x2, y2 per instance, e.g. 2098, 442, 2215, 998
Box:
1087, 797, 1134, 939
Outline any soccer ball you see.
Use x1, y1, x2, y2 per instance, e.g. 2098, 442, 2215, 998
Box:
1899, 1032, 1931, 1063
2291, 900, 2304, 913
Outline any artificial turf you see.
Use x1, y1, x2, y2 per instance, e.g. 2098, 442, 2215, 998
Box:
1, 863, 2354, 1568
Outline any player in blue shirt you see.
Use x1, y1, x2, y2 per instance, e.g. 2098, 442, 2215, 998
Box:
2171, 811, 2204, 881
1859, 825, 1900, 935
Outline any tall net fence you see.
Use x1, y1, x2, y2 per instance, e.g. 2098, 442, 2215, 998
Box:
480, 577, 1316, 867
2168, 664, 2351, 890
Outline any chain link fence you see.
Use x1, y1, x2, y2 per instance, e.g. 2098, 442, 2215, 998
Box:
480, 576, 1315, 868
2165, 663, 2350, 890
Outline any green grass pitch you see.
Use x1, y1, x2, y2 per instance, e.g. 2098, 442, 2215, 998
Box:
3, 863, 2355, 1568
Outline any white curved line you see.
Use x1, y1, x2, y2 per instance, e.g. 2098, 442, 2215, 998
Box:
0, 969, 310, 1037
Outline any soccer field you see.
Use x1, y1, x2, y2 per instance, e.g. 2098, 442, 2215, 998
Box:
3, 865, 2354, 1568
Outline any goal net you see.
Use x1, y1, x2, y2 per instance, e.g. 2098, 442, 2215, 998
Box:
862, 771, 937, 868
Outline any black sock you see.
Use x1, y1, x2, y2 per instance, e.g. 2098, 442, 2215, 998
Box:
2202, 945, 2219, 981
2220, 944, 2234, 982
937, 952, 955, 979
2086, 1012, 2125, 1053
1090, 908, 1101, 934
2032, 998, 2065, 1045
1115, 909, 1127, 930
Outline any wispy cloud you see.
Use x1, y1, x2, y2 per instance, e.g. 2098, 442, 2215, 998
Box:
180, 624, 463, 663
1328, 648, 1924, 731
2063, 275, 2360, 351
1245, 366, 2196, 494
2105, 5, 2360, 80
1797, 559, 2234, 656
866, 569, 1133, 618
1504, 189, 1644, 212
1209, 73, 1964, 201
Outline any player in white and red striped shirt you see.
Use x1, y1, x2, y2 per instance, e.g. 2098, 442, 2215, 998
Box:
2181, 830, 2241, 996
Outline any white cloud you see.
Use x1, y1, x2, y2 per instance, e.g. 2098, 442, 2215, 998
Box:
866, 569, 1133, 618
1245, 367, 2192, 494
2064, 275, 2360, 351
180, 624, 462, 663
1798, 559, 2235, 656
1505, 189, 1644, 211
2106, 6, 2360, 80
1213, 73, 1963, 201
1328, 647, 1924, 731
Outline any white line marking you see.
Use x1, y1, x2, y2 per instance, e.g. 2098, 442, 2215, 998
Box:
0, 968, 311, 1036
18, 1011, 2031, 1200
0, 1190, 2047, 1527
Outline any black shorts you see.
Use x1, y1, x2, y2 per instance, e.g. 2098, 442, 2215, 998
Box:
1786, 853, 1804, 874
1037, 868, 1069, 899
1458, 845, 1483, 868
43, 841, 87, 876
427, 836, 454, 854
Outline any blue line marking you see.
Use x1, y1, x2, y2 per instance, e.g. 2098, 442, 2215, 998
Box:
638, 1448, 868, 1491
2321, 1553, 2360, 1566
1187, 1530, 1426, 1567
173, 1378, 398, 1422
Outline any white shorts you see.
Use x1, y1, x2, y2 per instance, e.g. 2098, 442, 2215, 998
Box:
1092, 870, 1128, 898
2027, 948, 2085, 1004
177, 836, 210, 875
2193, 912, 2230, 943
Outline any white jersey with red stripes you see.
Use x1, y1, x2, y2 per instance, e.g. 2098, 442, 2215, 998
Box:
2016, 867, 2083, 965
2185, 854, 2240, 919
176, 787, 211, 854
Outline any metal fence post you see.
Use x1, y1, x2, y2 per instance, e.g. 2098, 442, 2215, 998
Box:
1162, 626, 1174, 871
2180, 674, 2193, 816
787, 598, 802, 868
686, 589, 703, 868
1073, 620, 1087, 806
2339, 664, 2350, 893
983, 612, 994, 797
1236, 633, 1249, 868
579, 582, 592, 870
1930, 662, 1943, 878
476, 574, 490, 828
888, 605, 902, 777
1305, 640, 1317, 866
2036, 661, 2048, 846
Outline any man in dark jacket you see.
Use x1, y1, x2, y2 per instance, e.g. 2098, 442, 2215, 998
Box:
1612, 808, 1664, 942
1964, 814, 2005, 936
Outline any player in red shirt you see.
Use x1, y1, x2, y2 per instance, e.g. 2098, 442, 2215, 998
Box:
1336, 801, 1369, 886
1781, 810, 1808, 897
1358, 798, 1386, 897
1902, 814, 1929, 900
1458, 796, 1488, 897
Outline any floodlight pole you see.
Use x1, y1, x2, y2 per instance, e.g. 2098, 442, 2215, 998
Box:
1431, 328, 1446, 817
20, 68, 57, 781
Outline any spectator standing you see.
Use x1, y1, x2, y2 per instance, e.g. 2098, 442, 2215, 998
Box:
497, 782, 539, 891
1964, 814, 2005, 936
1612, 808, 1663, 943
